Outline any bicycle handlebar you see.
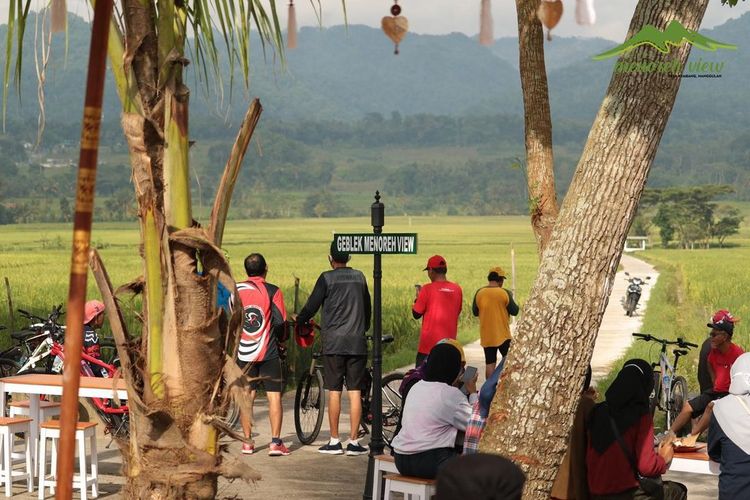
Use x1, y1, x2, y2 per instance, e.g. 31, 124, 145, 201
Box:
632, 333, 697, 349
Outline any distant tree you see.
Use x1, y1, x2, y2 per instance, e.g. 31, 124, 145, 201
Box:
647, 185, 735, 248
302, 191, 346, 218
712, 206, 743, 247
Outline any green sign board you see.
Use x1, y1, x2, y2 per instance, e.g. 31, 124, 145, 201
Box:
333, 233, 418, 255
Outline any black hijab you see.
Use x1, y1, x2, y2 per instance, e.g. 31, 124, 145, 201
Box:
435, 453, 526, 500
424, 343, 462, 385
589, 359, 654, 453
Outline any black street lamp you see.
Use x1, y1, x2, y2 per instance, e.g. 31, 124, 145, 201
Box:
363, 191, 385, 500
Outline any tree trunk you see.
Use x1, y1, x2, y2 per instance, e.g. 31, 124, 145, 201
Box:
515, 0, 558, 255
481, 0, 709, 497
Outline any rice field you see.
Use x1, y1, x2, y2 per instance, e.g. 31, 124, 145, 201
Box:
0, 216, 540, 372
3, 213, 749, 379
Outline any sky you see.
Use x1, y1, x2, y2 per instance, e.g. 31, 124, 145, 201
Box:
4, 0, 750, 42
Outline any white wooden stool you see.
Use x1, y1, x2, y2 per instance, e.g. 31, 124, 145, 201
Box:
9, 400, 61, 422
0, 417, 33, 497
9, 400, 62, 474
373, 455, 399, 500
38, 421, 98, 500
383, 473, 436, 500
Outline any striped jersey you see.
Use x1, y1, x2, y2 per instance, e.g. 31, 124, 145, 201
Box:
237, 277, 287, 363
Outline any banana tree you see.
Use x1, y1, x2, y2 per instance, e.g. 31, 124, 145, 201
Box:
4, 1, 281, 497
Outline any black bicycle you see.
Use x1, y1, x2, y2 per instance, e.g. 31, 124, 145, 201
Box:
632, 333, 697, 432
294, 334, 404, 447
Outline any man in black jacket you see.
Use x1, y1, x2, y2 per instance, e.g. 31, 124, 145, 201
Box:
297, 241, 372, 456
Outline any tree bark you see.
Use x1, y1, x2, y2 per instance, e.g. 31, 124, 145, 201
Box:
515, 0, 559, 256
481, 0, 709, 497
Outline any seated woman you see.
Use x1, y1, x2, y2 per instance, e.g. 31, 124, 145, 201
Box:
587, 359, 685, 500
392, 343, 478, 479
708, 352, 750, 500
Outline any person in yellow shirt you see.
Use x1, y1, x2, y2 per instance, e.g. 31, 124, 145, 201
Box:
472, 267, 519, 379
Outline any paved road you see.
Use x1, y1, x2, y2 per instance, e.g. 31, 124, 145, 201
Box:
6, 253, 717, 498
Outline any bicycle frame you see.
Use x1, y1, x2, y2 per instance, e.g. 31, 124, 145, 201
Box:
50, 341, 129, 415
657, 348, 675, 422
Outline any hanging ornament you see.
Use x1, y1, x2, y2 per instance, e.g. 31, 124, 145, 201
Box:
51, 0, 67, 33
287, 1, 298, 49
575, 0, 596, 26
381, 1, 409, 55
537, 0, 563, 41
479, 0, 494, 46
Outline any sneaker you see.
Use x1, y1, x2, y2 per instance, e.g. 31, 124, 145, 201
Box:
241, 442, 255, 455
268, 442, 291, 456
345, 442, 369, 456
318, 442, 344, 455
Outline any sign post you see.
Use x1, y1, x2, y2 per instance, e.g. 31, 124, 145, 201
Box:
351, 192, 417, 500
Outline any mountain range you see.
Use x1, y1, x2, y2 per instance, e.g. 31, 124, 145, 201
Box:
1, 12, 749, 214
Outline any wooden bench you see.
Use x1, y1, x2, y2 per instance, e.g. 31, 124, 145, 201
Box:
383, 473, 436, 500
373, 455, 399, 499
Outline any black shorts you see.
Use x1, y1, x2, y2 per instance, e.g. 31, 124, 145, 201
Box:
323, 354, 367, 391
483, 339, 511, 364
237, 357, 283, 393
688, 390, 727, 418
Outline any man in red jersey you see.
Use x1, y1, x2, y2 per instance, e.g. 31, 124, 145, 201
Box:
668, 309, 744, 442
412, 255, 463, 366
236, 253, 290, 456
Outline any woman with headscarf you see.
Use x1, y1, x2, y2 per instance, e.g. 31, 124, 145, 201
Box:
708, 352, 750, 499
586, 359, 685, 499
391, 342, 478, 478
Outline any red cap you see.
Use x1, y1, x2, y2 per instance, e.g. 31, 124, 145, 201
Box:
84, 300, 105, 324
294, 321, 316, 348
423, 255, 447, 271
708, 309, 737, 333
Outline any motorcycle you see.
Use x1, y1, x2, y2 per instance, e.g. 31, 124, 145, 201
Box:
623, 272, 650, 317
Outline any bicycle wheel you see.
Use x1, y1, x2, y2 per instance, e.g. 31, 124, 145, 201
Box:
294, 369, 325, 445
0, 357, 20, 377
670, 376, 690, 435
219, 399, 241, 432
381, 372, 404, 449
99, 338, 120, 369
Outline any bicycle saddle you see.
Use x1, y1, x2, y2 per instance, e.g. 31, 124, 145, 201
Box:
11, 329, 41, 342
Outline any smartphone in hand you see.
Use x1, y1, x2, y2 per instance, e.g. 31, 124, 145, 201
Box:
460, 365, 478, 395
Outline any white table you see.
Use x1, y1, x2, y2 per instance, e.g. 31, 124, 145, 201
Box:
669, 449, 720, 475
0, 373, 128, 470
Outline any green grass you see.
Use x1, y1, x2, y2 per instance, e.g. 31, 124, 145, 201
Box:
0, 216, 539, 374
596, 245, 750, 416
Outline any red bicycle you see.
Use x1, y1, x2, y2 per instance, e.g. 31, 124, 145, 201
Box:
48, 339, 129, 440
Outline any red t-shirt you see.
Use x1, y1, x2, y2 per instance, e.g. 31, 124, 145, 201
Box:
708, 343, 745, 393
413, 281, 462, 354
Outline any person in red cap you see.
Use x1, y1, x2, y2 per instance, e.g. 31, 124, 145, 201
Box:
235, 253, 290, 456
412, 255, 463, 367
668, 309, 744, 441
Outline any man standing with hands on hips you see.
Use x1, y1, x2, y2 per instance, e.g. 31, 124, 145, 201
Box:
472, 266, 519, 379
412, 255, 463, 367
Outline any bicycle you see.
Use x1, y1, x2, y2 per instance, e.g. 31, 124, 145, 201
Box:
632, 333, 697, 432
294, 332, 404, 448
2, 306, 129, 440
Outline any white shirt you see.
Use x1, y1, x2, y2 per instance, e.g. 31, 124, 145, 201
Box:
392, 380, 478, 455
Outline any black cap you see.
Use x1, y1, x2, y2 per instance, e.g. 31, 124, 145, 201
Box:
330, 240, 350, 263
